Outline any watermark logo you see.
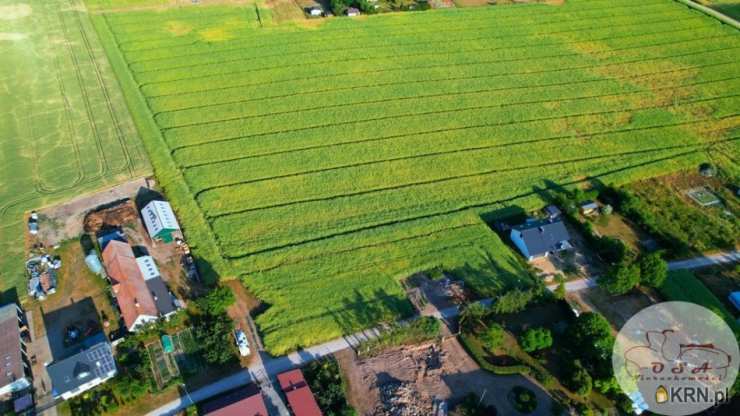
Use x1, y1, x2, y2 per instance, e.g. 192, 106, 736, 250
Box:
613, 302, 738, 415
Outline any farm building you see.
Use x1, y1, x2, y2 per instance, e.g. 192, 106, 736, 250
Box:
46, 341, 116, 401
102, 240, 177, 331
0, 304, 32, 397
277, 369, 322, 416
200, 384, 269, 416
510, 219, 572, 261
141, 200, 181, 243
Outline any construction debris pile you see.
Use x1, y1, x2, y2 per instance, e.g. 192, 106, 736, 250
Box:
374, 381, 431, 416
83, 201, 139, 234
369, 344, 448, 416
27, 254, 60, 300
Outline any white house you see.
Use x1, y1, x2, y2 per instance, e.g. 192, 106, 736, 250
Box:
141, 200, 181, 243
46, 341, 117, 401
510, 219, 572, 261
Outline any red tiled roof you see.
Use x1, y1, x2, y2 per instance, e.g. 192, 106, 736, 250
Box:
201, 384, 268, 416
102, 240, 158, 330
277, 369, 322, 416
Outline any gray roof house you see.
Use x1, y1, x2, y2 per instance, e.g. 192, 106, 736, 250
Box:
510, 219, 572, 261
0, 304, 32, 397
46, 341, 117, 401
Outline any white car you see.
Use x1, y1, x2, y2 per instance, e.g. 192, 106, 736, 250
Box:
234, 329, 251, 356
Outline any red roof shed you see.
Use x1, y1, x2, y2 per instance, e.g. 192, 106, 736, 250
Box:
200, 384, 269, 416
277, 369, 322, 416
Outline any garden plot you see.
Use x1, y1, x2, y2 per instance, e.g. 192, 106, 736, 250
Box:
91, 0, 740, 353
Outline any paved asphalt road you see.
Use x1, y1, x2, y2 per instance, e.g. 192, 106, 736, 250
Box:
147, 250, 740, 415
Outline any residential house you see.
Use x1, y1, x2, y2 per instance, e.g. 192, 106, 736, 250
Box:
0, 304, 32, 397
277, 369, 322, 416
46, 342, 116, 401
102, 240, 177, 331
200, 384, 269, 416
141, 200, 181, 243
510, 219, 572, 261
346, 7, 360, 16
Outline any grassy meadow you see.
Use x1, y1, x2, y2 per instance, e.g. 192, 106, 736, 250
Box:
0, 0, 149, 296
90, 0, 740, 353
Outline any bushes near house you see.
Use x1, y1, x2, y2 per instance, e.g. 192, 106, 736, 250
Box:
519, 327, 553, 353
357, 317, 440, 357
303, 358, 356, 416
509, 386, 538, 414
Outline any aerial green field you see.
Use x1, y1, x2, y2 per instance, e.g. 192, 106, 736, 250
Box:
90, 0, 740, 353
0, 0, 149, 296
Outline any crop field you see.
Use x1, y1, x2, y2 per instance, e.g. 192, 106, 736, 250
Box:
0, 0, 149, 295
91, 0, 740, 353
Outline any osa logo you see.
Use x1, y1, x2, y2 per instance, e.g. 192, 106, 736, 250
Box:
613, 302, 739, 416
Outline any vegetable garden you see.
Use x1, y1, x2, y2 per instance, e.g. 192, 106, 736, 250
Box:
92, 0, 740, 354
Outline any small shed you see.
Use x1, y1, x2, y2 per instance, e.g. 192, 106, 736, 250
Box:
346, 7, 360, 16
544, 205, 561, 220
308, 6, 322, 16
141, 200, 181, 243
579, 200, 599, 216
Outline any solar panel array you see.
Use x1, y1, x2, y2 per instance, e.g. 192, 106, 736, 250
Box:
86, 344, 116, 377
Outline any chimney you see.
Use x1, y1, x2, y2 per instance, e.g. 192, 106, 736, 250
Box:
134, 298, 140, 308
538, 226, 544, 233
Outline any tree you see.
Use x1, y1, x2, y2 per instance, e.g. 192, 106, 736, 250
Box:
519, 327, 553, 352
493, 288, 535, 314
459, 302, 489, 333
600, 204, 613, 215
565, 360, 593, 396
481, 323, 505, 352
554, 280, 566, 300
197, 285, 235, 315
566, 312, 614, 379
599, 262, 640, 295
639, 252, 668, 288
193, 313, 236, 365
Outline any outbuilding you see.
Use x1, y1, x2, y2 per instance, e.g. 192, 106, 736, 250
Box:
346, 7, 360, 17
141, 200, 181, 243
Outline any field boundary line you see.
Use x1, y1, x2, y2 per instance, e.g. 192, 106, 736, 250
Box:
161, 59, 735, 117
206, 138, 736, 220
170, 83, 740, 152
151, 44, 740, 102
188, 117, 738, 197
130, 13, 705, 72
116, 0, 675, 53
141, 25, 734, 89
160, 71, 739, 131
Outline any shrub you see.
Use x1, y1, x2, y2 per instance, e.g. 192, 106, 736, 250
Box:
196, 285, 235, 315
481, 323, 505, 352
639, 251, 668, 288
509, 386, 538, 414
519, 327, 553, 352
565, 360, 593, 396
599, 262, 640, 295
493, 288, 535, 314
358, 317, 440, 357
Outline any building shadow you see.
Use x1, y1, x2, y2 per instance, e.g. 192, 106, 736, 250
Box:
41, 297, 102, 360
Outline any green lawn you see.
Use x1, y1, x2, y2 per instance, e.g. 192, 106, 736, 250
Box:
88, 0, 740, 353
0, 0, 149, 296
660, 270, 740, 334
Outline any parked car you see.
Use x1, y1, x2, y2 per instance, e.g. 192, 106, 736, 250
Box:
234, 329, 250, 356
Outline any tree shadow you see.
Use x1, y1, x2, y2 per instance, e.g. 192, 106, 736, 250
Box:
133, 187, 164, 211
0, 287, 19, 306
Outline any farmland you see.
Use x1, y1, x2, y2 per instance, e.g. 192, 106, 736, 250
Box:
0, 0, 149, 295
91, 0, 740, 353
